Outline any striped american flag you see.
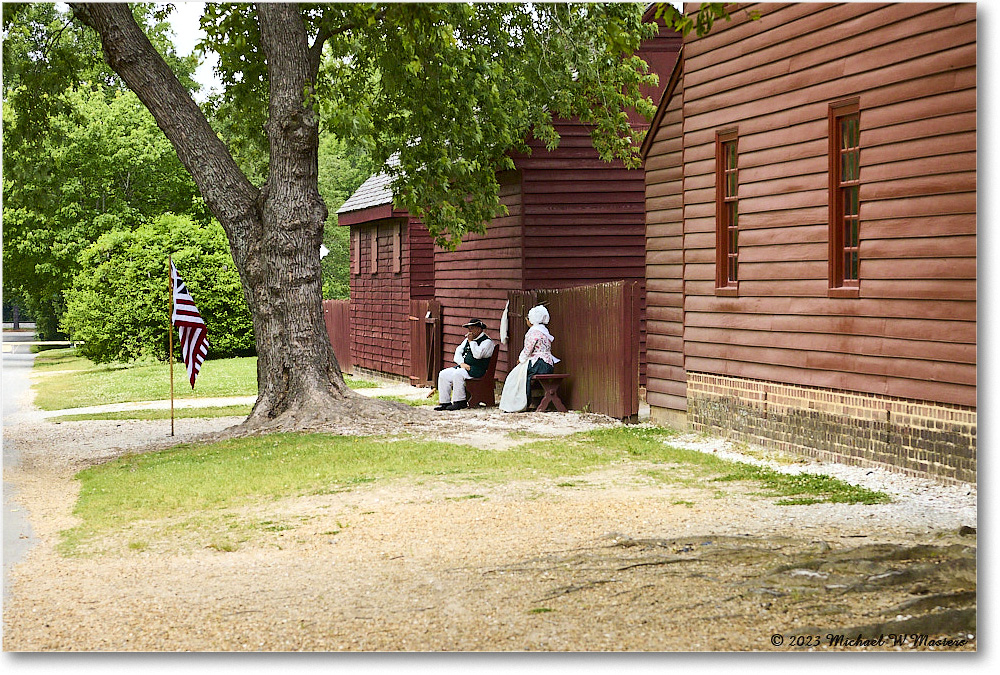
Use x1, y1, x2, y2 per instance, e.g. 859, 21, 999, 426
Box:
171, 261, 209, 388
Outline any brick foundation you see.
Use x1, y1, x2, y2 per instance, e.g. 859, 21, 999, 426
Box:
684, 373, 976, 485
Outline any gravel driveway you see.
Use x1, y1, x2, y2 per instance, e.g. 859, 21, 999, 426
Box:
1, 399, 977, 652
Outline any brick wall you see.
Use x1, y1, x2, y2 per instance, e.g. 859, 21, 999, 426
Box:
684, 373, 976, 484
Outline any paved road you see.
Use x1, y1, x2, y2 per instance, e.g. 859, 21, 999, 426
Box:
3, 331, 38, 605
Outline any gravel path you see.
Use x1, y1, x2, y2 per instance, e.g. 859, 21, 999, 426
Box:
1, 387, 977, 652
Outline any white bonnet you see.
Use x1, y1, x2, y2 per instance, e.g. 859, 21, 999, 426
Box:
527, 305, 549, 326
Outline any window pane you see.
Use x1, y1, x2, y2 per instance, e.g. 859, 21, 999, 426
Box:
844, 150, 858, 181
843, 187, 859, 216
842, 116, 858, 147
851, 251, 859, 280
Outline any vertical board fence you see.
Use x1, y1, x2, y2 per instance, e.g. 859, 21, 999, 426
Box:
322, 299, 353, 375
408, 299, 443, 387
508, 281, 640, 420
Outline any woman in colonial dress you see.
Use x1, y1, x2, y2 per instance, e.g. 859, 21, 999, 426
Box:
499, 305, 560, 412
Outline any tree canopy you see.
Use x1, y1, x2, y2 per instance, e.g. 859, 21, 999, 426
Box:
9, 2, 733, 431
2, 3, 203, 338
62, 213, 254, 363
195, 2, 661, 249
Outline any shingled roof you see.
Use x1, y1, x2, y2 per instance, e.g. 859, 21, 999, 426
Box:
337, 154, 399, 215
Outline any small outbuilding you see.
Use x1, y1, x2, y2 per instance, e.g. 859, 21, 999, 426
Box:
339, 11, 682, 404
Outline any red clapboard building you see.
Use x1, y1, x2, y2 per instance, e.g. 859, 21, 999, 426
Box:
340, 11, 681, 386
336, 164, 435, 378
642, 2, 976, 482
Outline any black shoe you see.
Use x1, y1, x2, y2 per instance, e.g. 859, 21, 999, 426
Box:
433, 403, 451, 411
446, 400, 468, 410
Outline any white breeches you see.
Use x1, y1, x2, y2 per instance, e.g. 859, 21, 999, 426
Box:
438, 367, 473, 403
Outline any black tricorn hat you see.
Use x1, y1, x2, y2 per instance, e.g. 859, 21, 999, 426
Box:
462, 319, 487, 328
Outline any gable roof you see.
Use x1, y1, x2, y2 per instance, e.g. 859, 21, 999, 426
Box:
337, 153, 400, 215
337, 170, 393, 215
640, 48, 684, 161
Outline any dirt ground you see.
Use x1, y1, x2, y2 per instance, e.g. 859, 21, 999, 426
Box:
2, 407, 977, 652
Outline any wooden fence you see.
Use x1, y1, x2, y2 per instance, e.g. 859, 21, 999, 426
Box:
508, 280, 641, 420
322, 299, 352, 375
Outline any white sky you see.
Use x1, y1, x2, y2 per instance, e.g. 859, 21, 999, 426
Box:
164, 1, 221, 100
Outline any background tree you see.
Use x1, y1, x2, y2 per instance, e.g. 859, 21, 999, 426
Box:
62, 213, 254, 363
318, 132, 373, 300
55, 2, 729, 433
2, 3, 202, 338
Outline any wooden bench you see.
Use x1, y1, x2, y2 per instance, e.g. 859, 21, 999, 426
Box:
465, 349, 500, 408
532, 373, 569, 412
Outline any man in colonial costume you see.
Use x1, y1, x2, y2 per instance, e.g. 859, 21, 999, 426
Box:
435, 319, 496, 411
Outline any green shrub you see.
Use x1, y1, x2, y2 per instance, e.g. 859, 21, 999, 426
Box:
61, 213, 255, 363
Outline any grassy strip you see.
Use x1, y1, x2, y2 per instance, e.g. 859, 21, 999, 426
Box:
31, 349, 377, 410
61, 426, 890, 555
33, 350, 258, 410
713, 465, 890, 505
345, 376, 379, 389
374, 394, 437, 407
50, 405, 253, 422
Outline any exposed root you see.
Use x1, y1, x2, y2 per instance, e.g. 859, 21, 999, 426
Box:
229, 389, 428, 438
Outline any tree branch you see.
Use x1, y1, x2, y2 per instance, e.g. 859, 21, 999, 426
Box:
308, 24, 333, 78
68, 3, 260, 245
307, 7, 388, 79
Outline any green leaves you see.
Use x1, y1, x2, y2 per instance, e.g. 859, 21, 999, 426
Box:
310, 2, 659, 248
62, 214, 255, 363
653, 2, 744, 38
2, 82, 206, 338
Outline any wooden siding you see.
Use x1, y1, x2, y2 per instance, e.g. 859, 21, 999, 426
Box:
349, 218, 411, 376
518, 123, 650, 385
433, 176, 524, 380
408, 218, 435, 300
674, 2, 976, 408
645, 60, 686, 413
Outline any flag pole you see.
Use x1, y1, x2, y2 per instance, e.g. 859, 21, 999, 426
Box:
168, 256, 175, 437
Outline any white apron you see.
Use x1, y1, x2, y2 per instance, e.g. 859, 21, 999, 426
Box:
499, 360, 530, 412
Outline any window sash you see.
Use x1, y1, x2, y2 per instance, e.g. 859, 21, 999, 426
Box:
716, 131, 739, 291
829, 102, 860, 291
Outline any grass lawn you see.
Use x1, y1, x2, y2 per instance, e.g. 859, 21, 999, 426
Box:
31, 348, 376, 411
61, 426, 890, 556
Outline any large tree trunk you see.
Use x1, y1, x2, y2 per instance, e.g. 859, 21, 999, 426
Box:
70, 2, 412, 432
241, 2, 354, 429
